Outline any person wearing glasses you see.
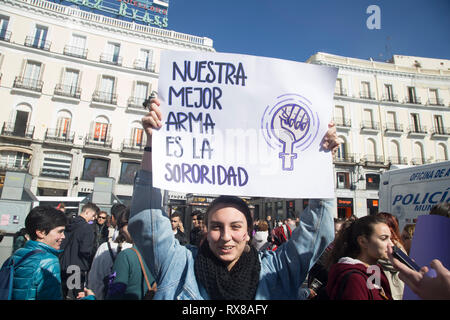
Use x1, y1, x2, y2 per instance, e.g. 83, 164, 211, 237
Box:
93, 211, 110, 253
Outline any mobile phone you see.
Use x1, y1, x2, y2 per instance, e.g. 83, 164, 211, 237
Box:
142, 91, 158, 110
392, 246, 421, 271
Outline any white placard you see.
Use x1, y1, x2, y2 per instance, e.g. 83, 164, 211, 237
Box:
153, 50, 338, 198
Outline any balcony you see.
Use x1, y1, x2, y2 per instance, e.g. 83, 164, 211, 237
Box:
334, 153, 357, 165
362, 154, 385, 166
411, 158, 430, 165
1, 122, 35, 139
0, 30, 11, 42
381, 94, 399, 103
63, 45, 88, 59
408, 125, 427, 137
388, 156, 408, 165
359, 91, 376, 100
44, 128, 75, 144
430, 127, 450, 138
334, 88, 347, 97
0, 162, 30, 174
92, 90, 117, 106
133, 59, 156, 72
427, 98, 444, 106
404, 97, 422, 105
334, 117, 352, 129
54, 84, 81, 99
24, 36, 51, 51
360, 121, 379, 134
121, 139, 146, 154
13, 76, 43, 93
384, 123, 403, 136
84, 134, 113, 149
99, 53, 123, 66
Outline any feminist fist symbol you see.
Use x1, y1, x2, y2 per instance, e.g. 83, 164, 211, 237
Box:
272, 104, 310, 170
261, 94, 319, 172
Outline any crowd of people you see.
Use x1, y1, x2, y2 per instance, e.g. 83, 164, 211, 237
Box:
1, 95, 449, 301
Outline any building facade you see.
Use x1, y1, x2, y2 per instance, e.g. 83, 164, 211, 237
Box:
253, 52, 450, 221
0, 0, 214, 206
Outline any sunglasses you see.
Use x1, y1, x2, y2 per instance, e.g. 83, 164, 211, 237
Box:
98, 216, 107, 220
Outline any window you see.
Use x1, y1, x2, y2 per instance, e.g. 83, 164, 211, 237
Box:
132, 127, 144, 146
429, 89, 440, 105
384, 84, 394, 101
386, 111, 399, 131
104, 42, 121, 64
71, 34, 86, 50
41, 152, 72, 179
0, 15, 10, 41
337, 141, 346, 160
137, 49, 154, 71
361, 81, 371, 98
0, 151, 30, 170
94, 76, 116, 104
33, 25, 48, 49
434, 115, 444, 134
336, 172, 350, 189
61, 69, 80, 96
363, 109, 374, 128
56, 115, 71, 138
23, 61, 41, 86
65, 34, 87, 58
407, 87, 417, 103
411, 113, 421, 132
334, 105, 345, 126
133, 82, 148, 106
93, 121, 109, 142
81, 157, 109, 181
335, 78, 343, 95
119, 161, 140, 184
365, 174, 380, 190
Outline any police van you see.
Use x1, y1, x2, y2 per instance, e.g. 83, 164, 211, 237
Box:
379, 160, 450, 231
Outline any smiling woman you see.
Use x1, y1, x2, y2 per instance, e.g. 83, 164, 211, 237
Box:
1, 206, 70, 300
127, 97, 341, 300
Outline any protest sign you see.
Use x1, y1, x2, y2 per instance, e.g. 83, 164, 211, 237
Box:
152, 50, 338, 198
403, 214, 450, 300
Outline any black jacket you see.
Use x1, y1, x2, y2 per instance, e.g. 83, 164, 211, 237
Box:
174, 229, 187, 246
60, 216, 95, 272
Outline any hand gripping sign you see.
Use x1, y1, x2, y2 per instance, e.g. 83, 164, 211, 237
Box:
152, 50, 338, 199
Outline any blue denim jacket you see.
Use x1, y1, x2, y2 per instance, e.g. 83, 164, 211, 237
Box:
129, 170, 334, 300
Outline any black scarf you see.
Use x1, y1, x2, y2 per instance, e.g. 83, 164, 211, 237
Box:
194, 241, 261, 300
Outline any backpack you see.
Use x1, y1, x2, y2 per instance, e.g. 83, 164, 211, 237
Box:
102, 242, 122, 297
0, 250, 43, 300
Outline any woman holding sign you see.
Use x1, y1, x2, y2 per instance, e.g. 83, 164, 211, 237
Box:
128, 97, 340, 300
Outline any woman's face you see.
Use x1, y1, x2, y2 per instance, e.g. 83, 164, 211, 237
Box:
39, 226, 66, 250
361, 223, 393, 262
206, 204, 250, 270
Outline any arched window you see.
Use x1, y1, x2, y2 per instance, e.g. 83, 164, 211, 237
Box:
437, 143, 448, 161
55, 110, 72, 138
366, 138, 377, 162
413, 142, 425, 164
91, 116, 110, 142
389, 140, 401, 164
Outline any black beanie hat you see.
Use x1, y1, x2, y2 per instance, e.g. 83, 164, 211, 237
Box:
205, 195, 253, 236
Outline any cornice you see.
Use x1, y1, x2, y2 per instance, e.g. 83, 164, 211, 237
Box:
315, 61, 450, 82
1, 0, 215, 52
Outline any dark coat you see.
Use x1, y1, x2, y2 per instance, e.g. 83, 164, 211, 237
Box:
60, 216, 95, 272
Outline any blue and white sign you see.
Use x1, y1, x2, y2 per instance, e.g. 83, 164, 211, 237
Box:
152, 50, 338, 198
46, 0, 169, 28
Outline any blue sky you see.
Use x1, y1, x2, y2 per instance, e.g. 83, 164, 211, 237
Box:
167, 0, 450, 63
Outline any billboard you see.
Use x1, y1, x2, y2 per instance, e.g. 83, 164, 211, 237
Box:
47, 0, 169, 28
